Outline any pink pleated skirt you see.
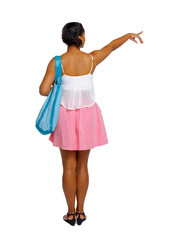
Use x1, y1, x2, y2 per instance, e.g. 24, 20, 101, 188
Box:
49, 102, 109, 150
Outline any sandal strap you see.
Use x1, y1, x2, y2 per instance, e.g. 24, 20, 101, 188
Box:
76, 212, 85, 216
67, 212, 75, 216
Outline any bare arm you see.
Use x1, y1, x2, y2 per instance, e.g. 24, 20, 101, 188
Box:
89, 33, 130, 67
39, 57, 55, 96
89, 31, 143, 67
111, 33, 131, 51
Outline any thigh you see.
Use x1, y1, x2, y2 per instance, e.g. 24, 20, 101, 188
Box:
76, 150, 91, 168
59, 148, 77, 170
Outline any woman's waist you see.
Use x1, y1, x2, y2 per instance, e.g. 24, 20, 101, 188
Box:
60, 99, 96, 110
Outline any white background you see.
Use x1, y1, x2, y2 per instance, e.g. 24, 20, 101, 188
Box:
0, 0, 170, 239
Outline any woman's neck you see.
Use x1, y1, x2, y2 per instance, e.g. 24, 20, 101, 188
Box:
67, 45, 81, 53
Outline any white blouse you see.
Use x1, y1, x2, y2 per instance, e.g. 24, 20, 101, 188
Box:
60, 54, 95, 110
60, 73, 95, 110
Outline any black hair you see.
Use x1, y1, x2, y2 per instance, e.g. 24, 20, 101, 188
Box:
61, 22, 85, 47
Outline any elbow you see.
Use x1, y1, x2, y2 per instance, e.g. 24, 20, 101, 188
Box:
39, 85, 46, 96
39, 85, 43, 95
39, 85, 51, 96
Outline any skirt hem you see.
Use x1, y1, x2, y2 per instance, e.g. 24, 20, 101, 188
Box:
49, 138, 109, 150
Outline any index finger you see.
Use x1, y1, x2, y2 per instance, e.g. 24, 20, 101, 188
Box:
137, 31, 143, 35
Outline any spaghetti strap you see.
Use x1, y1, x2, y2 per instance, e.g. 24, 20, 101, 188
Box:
89, 54, 93, 74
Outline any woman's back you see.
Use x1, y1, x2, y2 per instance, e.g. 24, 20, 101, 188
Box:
60, 52, 95, 110
61, 52, 95, 77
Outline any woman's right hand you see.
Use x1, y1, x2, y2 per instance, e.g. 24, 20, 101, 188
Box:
129, 31, 144, 44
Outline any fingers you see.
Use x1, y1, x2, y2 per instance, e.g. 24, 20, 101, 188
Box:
137, 34, 144, 43
134, 31, 144, 43
138, 30, 143, 35
131, 39, 138, 44
138, 36, 144, 43
137, 31, 144, 43
129, 31, 144, 44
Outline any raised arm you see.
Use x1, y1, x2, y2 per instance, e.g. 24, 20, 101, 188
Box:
89, 31, 143, 67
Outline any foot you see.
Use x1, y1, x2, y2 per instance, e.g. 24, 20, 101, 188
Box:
63, 212, 75, 221
75, 211, 87, 220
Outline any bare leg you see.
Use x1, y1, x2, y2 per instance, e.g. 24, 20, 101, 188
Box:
75, 149, 90, 219
60, 148, 77, 220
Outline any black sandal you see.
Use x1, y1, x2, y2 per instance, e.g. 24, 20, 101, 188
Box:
76, 212, 87, 225
63, 212, 76, 226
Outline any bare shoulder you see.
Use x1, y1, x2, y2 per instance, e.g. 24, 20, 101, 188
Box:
89, 42, 113, 66
88, 51, 98, 67
47, 56, 55, 69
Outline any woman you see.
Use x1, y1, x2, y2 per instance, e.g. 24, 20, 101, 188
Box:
39, 22, 144, 226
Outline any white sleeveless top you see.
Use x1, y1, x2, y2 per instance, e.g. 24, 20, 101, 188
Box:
60, 54, 95, 110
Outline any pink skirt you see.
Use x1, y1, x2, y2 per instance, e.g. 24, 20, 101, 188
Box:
49, 102, 109, 150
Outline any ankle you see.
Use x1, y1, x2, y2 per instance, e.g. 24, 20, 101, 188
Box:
68, 208, 75, 214
76, 208, 84, 213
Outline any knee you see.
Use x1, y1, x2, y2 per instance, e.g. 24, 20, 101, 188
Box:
63, 162, 77, 173
76, 163, 88, 173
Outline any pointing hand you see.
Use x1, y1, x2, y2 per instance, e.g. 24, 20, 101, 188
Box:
129, 31, 144, 44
